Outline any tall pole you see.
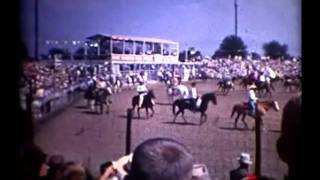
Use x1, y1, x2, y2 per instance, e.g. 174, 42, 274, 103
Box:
126, 108, 133, 154
255, 116, 262, 178
234, 0, 238, 37
35, 0, 39, 60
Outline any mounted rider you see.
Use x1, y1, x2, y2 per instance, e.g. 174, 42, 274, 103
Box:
223, 72, 233, 87
247, 83, 258, 116
257, 71, 266, 88
264, 65, 276, 90
136, 80, 153, 108
175, 77, 189, 100
189, 82, 201, 111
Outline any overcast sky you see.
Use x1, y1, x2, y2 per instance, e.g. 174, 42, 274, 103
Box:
20, 0, 301, 57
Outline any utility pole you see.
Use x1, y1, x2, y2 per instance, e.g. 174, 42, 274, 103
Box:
35, 0, 39, 60
255, 116, 262, 178
234, 0, 238, 37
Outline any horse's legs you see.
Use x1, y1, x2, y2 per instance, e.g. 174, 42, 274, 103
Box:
200, 113, 207, 125
146, 108, 149, 119
271, 83, 275, 91
137, 107, 141, 119
234, 113, 241, 129
181, 110, 187, 123
200, 113, 204, 125
150, 106, 154, 117
106, 103, 110, 114
100, 104, 104, 114
241, 114, 248, 129
173, 110, 181, 123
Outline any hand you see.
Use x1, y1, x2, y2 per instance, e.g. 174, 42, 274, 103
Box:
112, 153, 133, 178
99, 166, 116, 180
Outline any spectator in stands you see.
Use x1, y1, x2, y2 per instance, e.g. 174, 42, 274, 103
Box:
229, 152, 253, 180
100, 138, 194, 180
277, 95, 301, 180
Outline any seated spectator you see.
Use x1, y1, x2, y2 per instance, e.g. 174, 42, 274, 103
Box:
229, 153, 253, 180
100, 137, 194, 180
277, 95, 301, 180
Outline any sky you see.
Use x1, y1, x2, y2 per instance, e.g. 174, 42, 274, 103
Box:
20, 0, 301, 57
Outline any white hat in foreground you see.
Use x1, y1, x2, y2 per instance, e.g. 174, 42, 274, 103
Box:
237, 153, 252, 165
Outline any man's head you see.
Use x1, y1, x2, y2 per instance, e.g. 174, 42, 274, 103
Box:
128, 138, 194, 180
60, 162, 87, 180
22, 143, 48, 179
237, 153, 252, 167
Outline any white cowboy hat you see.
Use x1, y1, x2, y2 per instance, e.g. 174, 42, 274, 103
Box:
237, 153, 252, 165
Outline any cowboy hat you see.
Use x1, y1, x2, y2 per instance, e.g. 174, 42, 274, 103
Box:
237, 153, 252, 165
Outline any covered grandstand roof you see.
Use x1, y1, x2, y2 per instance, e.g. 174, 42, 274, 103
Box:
86, 34, 178, 44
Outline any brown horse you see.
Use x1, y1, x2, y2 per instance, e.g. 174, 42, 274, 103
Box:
230, 100, 280, 129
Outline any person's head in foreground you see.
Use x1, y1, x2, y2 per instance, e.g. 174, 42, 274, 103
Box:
127, 137, 194, 180
238, 153, 252, 168
59, 162, 94, 180
277, 95, 301, 180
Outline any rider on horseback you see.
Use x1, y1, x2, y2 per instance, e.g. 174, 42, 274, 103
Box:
176, 78, 189, 99
257, 71, 266, 88
137, 80, 150, 108
189, 82, 201, 111
247, 83, 258, 116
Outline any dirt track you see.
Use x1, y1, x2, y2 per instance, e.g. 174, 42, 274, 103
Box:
35, 80, 298, 179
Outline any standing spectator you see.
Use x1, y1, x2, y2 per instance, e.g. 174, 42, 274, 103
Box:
100, 138, 194, 180
21, 143, 49, 180
277, 95, 301, 180
230, 153, 253, 180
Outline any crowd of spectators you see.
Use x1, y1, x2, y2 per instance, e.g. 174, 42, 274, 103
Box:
19, 57, 301, 119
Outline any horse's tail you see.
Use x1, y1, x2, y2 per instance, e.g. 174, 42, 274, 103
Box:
231, 105, 237, 118
172, 100, 178, 115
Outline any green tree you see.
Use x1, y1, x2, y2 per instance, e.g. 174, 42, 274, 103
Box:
48, 47, 71, 60
73, 47, 85, 60
263, 40, 289, 59
214, 35, 248, 58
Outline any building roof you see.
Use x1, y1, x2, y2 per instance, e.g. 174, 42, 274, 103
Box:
86, 34, 178, 45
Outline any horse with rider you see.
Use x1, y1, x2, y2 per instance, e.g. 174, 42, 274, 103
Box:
131, 80, 156, 119
217, 75, 235, 95
171, 81, 218, 125
84, 76, 112, 114
230, 83, 280, 130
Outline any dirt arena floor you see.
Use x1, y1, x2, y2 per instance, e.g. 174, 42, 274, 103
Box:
35, 79, 298, 179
